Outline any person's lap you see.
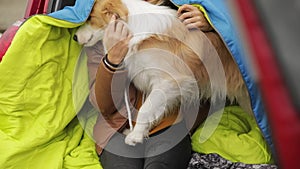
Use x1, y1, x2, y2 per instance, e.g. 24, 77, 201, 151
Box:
99, 121, 191, 169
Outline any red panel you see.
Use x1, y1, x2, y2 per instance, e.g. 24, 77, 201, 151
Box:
43, 0, 51, 14
0, 19, 25, 62
234, 0, 300, 168
24, 0, 48, 18
1, 0, 50, 61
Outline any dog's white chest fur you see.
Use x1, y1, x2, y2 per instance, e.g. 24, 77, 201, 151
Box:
121, 0, 180, 50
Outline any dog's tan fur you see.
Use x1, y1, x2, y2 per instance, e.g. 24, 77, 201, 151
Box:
88, 0, 248, 102
82, 0, 251, 145
88, 0, 129, 29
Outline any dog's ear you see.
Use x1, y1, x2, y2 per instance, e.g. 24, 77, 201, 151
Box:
101, 0, 128, 21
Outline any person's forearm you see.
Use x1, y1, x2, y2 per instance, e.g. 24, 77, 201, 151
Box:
94, 15, 132, 117
94, 59, 128, 117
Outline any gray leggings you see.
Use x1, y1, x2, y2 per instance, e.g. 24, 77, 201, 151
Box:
99, 122, 191, 169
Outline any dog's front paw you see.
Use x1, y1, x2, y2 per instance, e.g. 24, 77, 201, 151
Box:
122, 128, 131, 136
124, 130, 147, 146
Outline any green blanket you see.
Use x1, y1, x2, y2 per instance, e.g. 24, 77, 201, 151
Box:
0, 1, 274, 167
0, 15, 102, 169
191, 106, 274, 164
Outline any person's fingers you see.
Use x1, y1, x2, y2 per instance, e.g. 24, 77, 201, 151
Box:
178, 4, 199, 16
115, 21, 124, 36
179, 11, 205, 22
124, 33, 133, 44
105, 15, 116, 35
121, 24, 130, 37
183, 16, 202, 25
177, 4, 192, 15
185, 23, 199, 30
185, 20, 213, 31
178, 11, 190, 20
111, 14, 117, 21
179, 10, 202, 21
108, 15, 117, 31
178, 6, 213, 31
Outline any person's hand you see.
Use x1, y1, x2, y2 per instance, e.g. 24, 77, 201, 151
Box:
177, 4, 213, 32
103, 15, 132, 65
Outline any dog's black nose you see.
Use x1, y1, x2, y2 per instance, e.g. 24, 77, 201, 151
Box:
73, 35, 78, 42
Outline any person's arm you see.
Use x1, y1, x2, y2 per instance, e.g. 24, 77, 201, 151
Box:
103, 15, 132, 65
95, 15, 132, 117
177, 4, 213, 32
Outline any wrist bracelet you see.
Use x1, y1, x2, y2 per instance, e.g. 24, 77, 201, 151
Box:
103, 54, 124, 71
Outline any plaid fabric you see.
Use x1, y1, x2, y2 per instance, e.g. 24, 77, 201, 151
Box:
188, 153, 278, 169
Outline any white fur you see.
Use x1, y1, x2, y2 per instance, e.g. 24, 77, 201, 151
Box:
122, 1, 195, 145
75, 0, 227, 146
75, 24, 105, 46
121, 0, 182, 53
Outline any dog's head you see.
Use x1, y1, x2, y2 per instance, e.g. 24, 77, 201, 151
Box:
74, 0, 128, 46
